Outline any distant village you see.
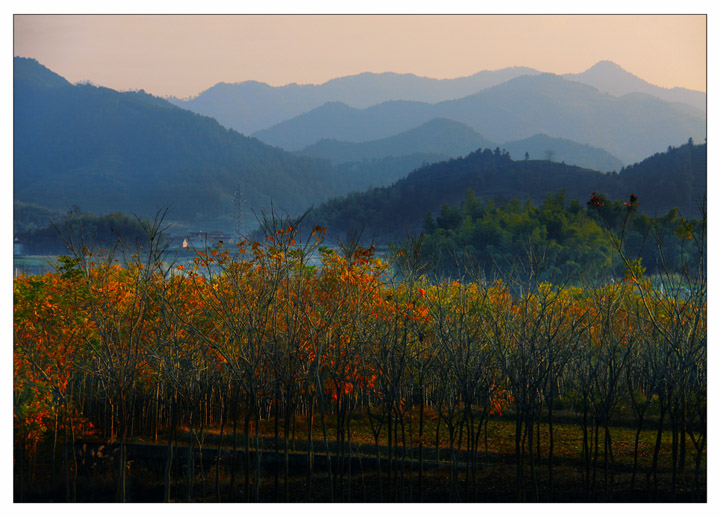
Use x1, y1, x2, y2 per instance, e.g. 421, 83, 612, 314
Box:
14, 230, 237, 257
164, 230, 236, 251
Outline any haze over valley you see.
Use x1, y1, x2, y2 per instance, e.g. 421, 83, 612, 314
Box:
14, 56, 705, 241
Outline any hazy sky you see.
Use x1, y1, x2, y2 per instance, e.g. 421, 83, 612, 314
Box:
14, 14, 706, 98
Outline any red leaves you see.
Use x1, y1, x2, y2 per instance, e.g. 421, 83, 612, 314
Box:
624, 193, 639, 209
489, 389, 514, 416
587, 192, 605, 208
14, 271, 94, 447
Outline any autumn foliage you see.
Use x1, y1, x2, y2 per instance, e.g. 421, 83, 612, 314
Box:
13, 218, 706, 502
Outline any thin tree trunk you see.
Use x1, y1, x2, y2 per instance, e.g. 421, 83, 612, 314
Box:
605, 420, 615, 499
253, 411, 261, 502
230, 390, 239, 500
318, 399, 334, 502
154, 384, 160, 443
547, 396, 555, 499
418, 390, 425, 502
387, 405, 393, 502
399, 410, 407, 502
435, 412, 441, 463
515, 408, 523, 501
216, 392, 226, 503
244, 408, 251, 502
186, 412, 194, 503
64, 417, 70, 502
648, 402, 667, 498
679, 391, 687, 473
630, 411, 645, 490
283, 389, 291, 502
164, 394, 176, 502
591, 416, 599, 497
273, 390, 280, 501
305, 396, 314, 502
671, 410, 679, 500
418, 392, 425, 502
118, 396, 128, 503
18, 435, 25, 502
692, 432, 705, 501
52, 413, 58, 478
527, 412, 538, 502
582, 402, 590, 498
345, 404, 354, 502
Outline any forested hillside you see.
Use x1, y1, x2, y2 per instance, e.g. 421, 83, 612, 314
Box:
14, 58, 341, 229
309, 142, 705, 241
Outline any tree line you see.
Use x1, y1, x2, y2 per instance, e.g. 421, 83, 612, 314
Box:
309, 142, 706, 241
420, 190, 704, 280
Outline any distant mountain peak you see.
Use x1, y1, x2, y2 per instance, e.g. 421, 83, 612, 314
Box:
563, 59, 705, 112
579, 60, 640, 81
586, 60, 625, 71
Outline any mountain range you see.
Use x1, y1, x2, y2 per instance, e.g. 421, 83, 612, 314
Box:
168, 61, 705, 137
296, 118, 624, 172
13, 57, 706, 239
253, 73, 705, 164
166, 66, 541, 136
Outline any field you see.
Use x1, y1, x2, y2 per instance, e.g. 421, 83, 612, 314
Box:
16, 407, 705, 502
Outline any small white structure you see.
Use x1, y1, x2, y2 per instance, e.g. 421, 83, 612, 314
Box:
13, 237, 24, 256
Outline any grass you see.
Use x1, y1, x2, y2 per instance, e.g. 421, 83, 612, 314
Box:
17, 404, 704, 502
170, 406, 695, 473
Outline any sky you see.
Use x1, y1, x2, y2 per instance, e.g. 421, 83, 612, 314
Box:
13, 13, 707, 99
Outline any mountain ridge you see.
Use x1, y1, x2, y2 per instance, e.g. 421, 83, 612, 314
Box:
13, 57, 342, 230
253, 72, 705, 163
167, 61, 705, 137
296, 118, 624, 172
166, 66, 545, 134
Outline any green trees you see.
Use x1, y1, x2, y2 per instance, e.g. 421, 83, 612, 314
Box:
419, 191, 703, 282
17, 210, 151, 255
421, 191, 613, 279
